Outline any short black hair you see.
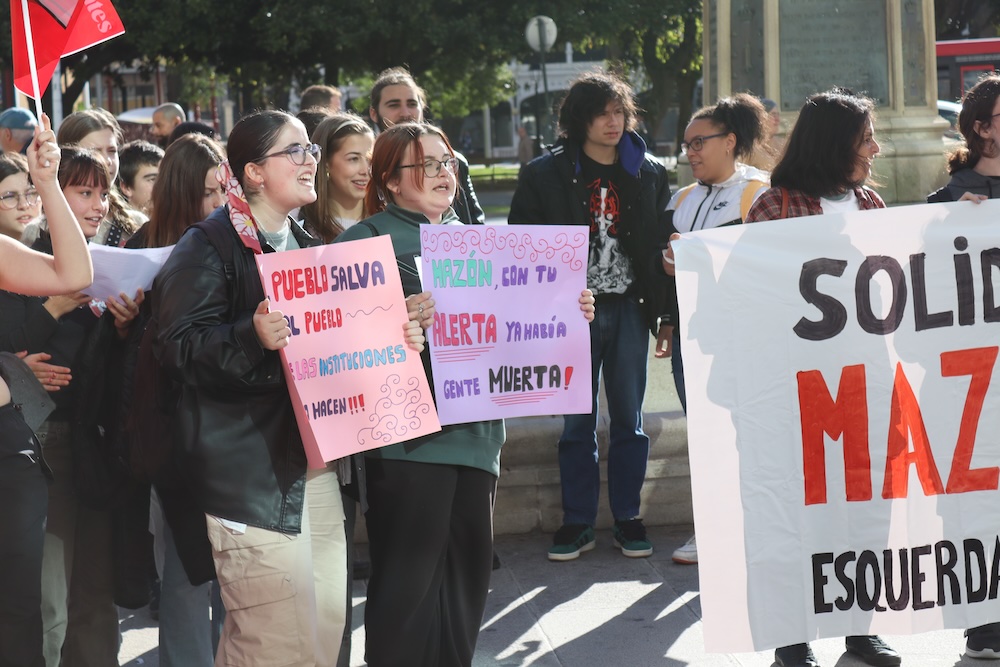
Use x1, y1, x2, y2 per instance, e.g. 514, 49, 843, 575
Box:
118, 140, 163, 189
557, 71, 638, 145
770, 88, 876, 197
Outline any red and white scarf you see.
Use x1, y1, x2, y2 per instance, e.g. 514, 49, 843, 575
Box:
216, 160, 262, 255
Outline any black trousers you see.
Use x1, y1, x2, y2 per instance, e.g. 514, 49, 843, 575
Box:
0, 404, 47, 667
364, 458, 496, 667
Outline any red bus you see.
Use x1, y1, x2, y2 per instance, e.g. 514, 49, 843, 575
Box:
937, 38, 1000, 102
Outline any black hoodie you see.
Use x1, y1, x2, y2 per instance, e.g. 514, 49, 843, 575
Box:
927, 168, 1000, 202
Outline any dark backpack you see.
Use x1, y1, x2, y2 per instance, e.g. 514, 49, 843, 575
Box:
126, 216, 259, 484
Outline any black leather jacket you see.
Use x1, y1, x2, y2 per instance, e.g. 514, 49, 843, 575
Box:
152, 206, 317, 534
508, 132, 672, 335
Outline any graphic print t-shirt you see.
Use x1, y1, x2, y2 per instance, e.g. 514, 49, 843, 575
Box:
581, 153, 634, 295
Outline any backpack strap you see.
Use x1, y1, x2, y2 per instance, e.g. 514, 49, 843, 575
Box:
191, 215, 261, 312
779, 186, 789, 219
673, 183, 697, 209
740, 180, 769, 221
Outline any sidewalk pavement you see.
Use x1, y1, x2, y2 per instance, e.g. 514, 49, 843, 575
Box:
120, 524, 979, 666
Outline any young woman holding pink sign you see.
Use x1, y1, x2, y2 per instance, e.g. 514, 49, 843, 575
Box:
337, 121, 594, 667
152, 111, 428, 666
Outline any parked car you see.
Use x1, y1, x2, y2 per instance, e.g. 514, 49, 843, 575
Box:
938, 99, 961, 139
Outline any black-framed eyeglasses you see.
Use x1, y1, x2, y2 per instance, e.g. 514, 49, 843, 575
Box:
256, 143, 321, 166
398, 157, 459, 178
680, 133, 728, 154
0, 189, 40, 210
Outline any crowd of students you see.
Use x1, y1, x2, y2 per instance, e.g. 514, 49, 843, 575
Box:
0, 64, 588, 667
1, 65, 998, 667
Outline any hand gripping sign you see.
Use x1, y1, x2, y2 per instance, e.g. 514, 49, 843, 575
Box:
256, 235, 440, 467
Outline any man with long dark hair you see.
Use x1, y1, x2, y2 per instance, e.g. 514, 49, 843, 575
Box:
509, 70, 670, 561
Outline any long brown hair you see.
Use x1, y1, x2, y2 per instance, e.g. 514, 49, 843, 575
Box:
58, 108, 139, 236
948, 73, 1000, 174
56, 108, 123, 146
301, 113, 373, 242
58, 146, 111, 190
365, 122, 455, 216
770, 88, 876, 197
142, 134, 225, 248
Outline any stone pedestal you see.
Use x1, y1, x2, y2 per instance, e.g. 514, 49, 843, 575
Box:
702, 0, 951, 203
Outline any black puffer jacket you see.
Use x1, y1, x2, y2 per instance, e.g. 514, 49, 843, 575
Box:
507, 132, 672, 334
152, 205, 317, 534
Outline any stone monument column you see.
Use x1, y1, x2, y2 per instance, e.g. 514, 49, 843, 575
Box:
702, 0, 950, 204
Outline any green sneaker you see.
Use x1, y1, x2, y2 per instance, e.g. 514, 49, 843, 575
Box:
612, 519, 653, 558
548, 524, 596, 561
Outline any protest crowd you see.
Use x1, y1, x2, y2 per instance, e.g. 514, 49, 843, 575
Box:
3, 29, 1000, 666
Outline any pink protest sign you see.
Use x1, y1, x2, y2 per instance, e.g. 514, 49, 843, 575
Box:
420, 224, 592, 425
255, 236, 440, 467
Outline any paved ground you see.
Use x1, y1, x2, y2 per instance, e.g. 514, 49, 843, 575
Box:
119, 524, 977, 667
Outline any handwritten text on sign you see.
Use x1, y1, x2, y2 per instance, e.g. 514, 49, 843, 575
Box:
674, 200, 1000, 652
256, 235, 440, 467
420, 225, 591, 425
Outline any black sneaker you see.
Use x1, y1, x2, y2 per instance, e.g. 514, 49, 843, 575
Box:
548, 524, 595, 561
612, 518, 653, 558
774, 643, 819, 667
966, 623, 1000, 659
844, 635, 900, 667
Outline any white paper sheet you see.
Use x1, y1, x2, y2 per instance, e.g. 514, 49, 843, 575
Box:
85, 244, 174, 299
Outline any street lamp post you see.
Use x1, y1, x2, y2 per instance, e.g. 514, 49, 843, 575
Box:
525, 16, 557, 149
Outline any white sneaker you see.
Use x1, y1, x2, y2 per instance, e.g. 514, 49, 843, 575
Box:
672, 535, 697, 564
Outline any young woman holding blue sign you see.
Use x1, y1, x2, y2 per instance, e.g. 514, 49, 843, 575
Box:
337, 121, 594, 667
925, 73, 1000, 659
741, 89, 897, 667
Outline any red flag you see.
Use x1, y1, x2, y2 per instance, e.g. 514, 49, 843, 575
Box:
10, 0, 125, 98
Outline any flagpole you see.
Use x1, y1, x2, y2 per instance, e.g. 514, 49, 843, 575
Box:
20, 0, 44, 120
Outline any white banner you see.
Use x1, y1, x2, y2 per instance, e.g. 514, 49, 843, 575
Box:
674, 200, 1000, 652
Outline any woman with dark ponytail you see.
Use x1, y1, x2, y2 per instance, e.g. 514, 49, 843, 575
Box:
927, 73, 1000, 203
656, 93, 770, 566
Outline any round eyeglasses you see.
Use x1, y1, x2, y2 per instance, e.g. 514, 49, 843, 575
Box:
256, 143, 321, 165
0, 189, 40, 210
398, 157, 459, 178
680, 133, 728, 154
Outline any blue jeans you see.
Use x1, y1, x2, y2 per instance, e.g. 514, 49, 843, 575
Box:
152, 494, 224, 667
559, 295, 650, 526
671, 330, 687, 414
